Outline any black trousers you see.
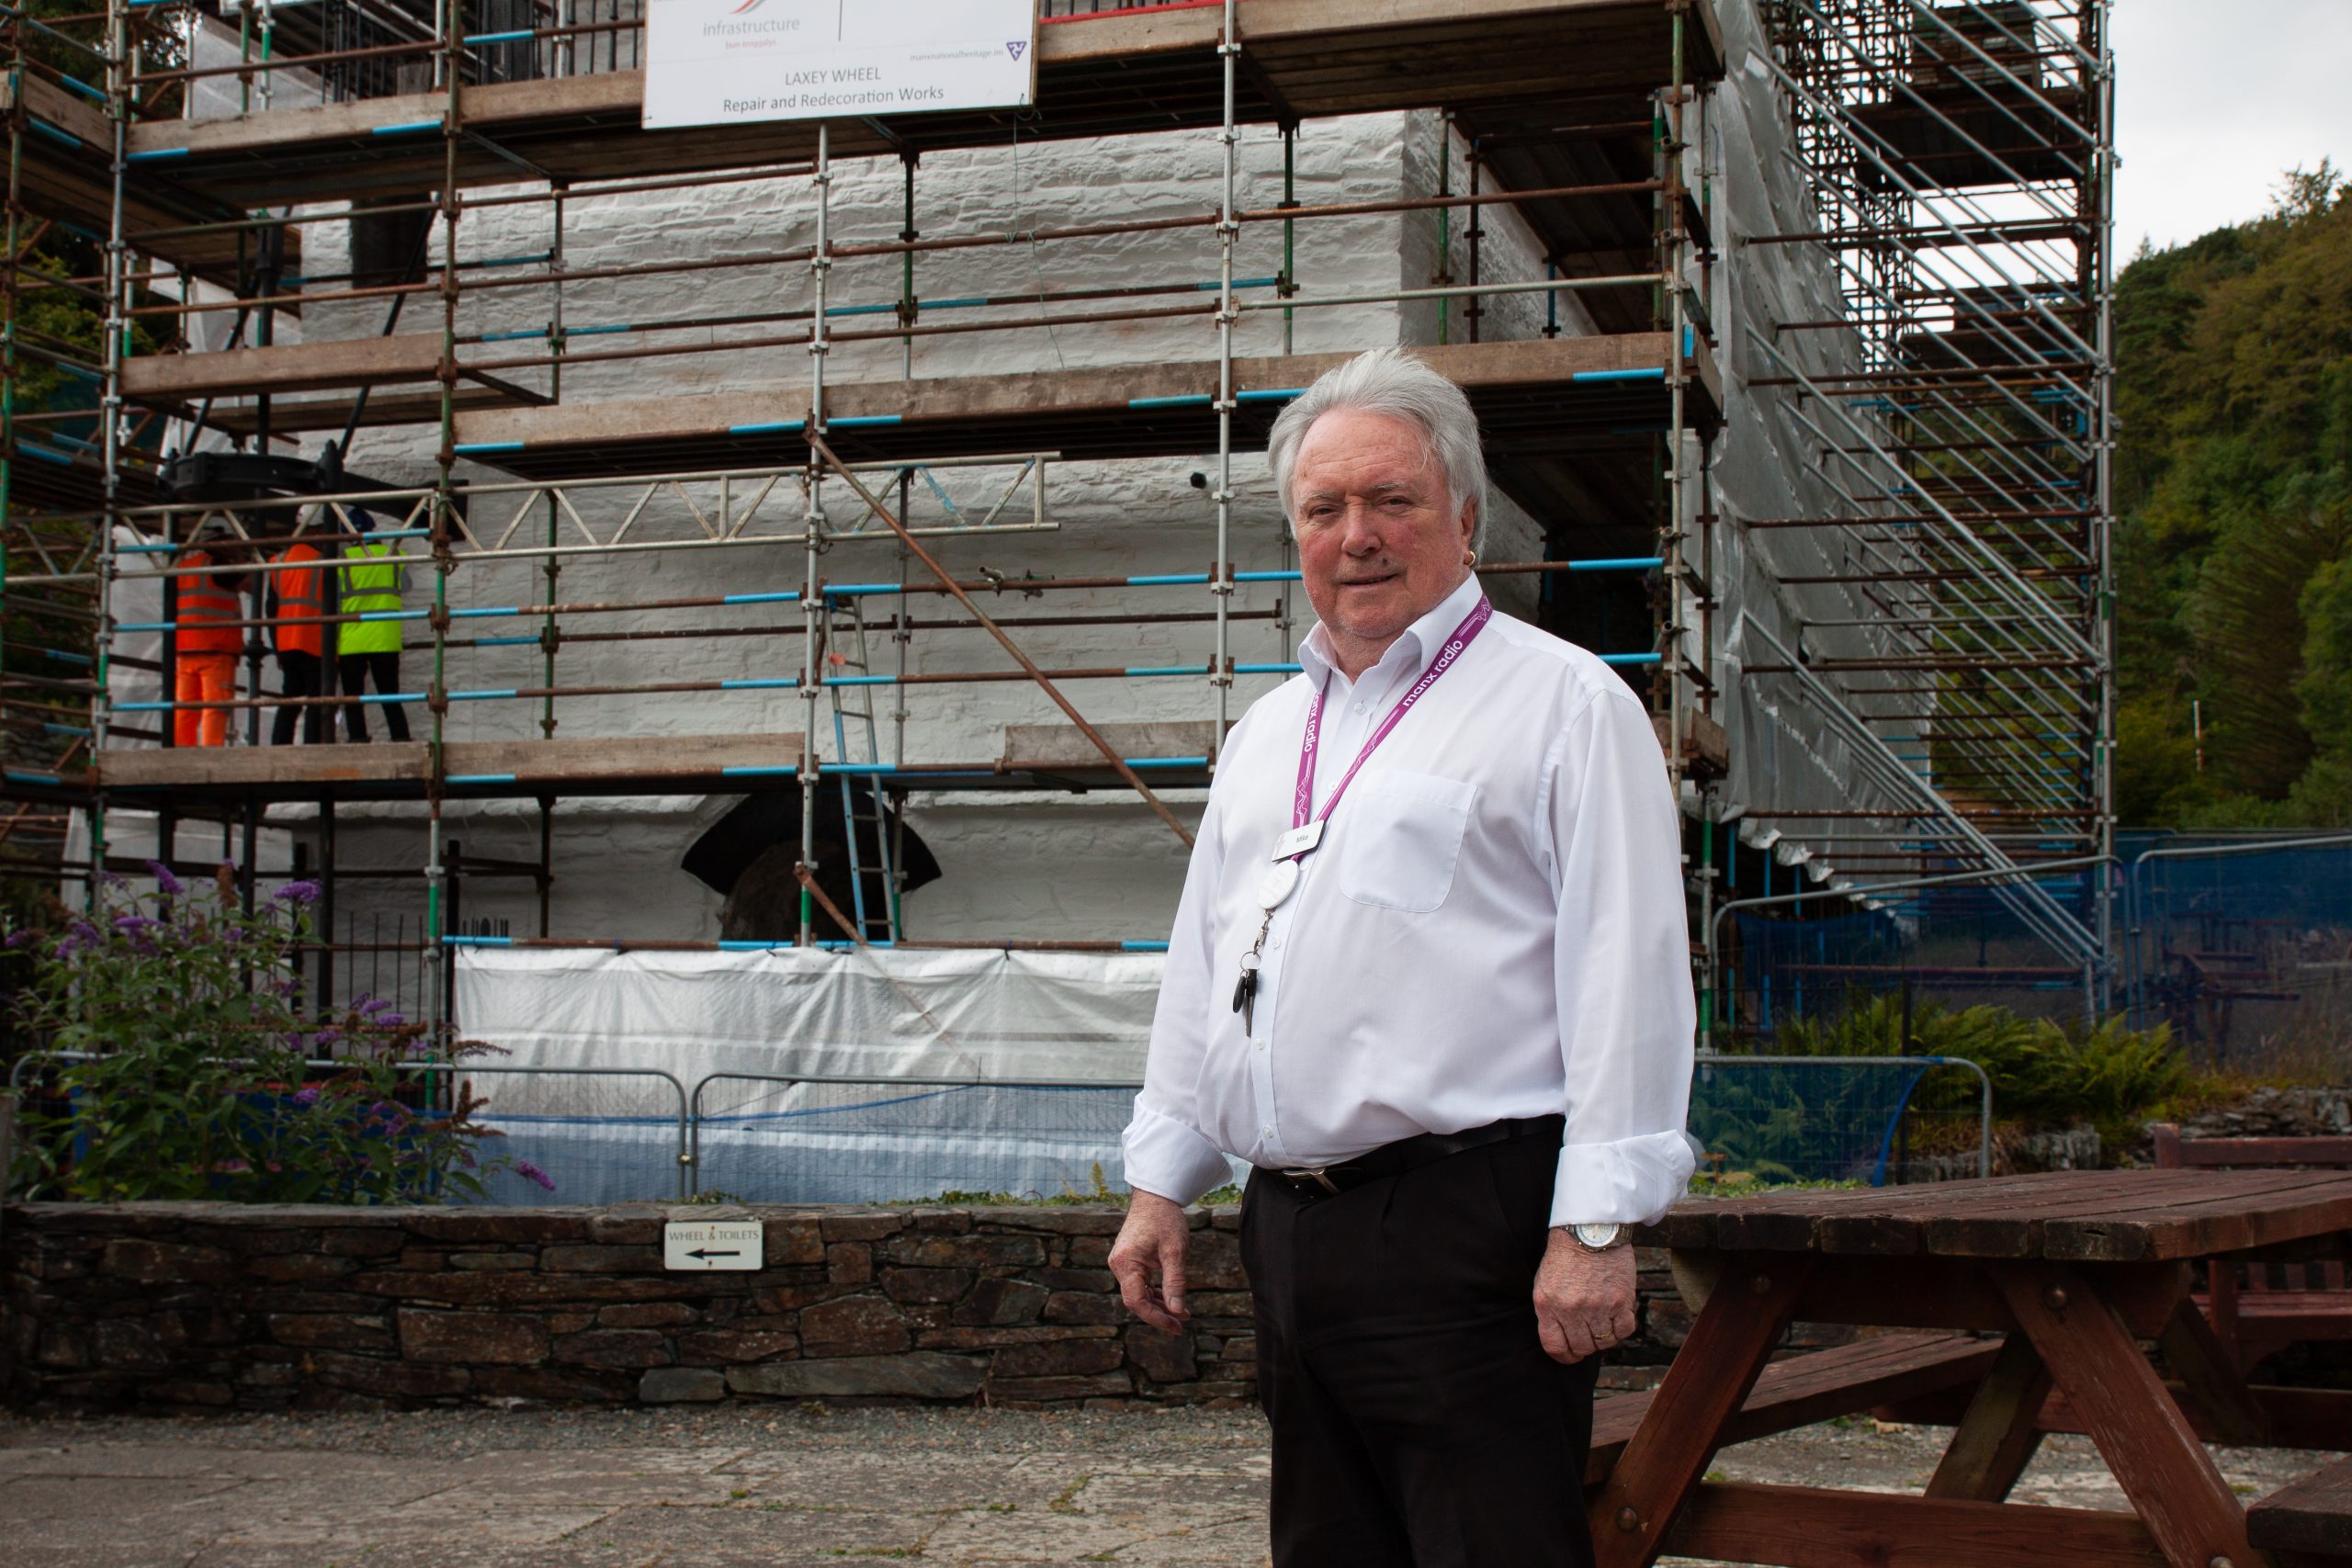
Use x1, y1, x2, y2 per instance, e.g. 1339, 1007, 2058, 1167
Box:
338, 651, 411, 742
271, 650, 326, 746
1242, 1132, 1600, 1568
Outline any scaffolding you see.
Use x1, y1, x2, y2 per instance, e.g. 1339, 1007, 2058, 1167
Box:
1733, 0, 2116, 997
0, 0, 2117, 1043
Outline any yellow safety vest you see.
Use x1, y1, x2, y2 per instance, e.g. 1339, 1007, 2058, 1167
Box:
336, 540, 405, 656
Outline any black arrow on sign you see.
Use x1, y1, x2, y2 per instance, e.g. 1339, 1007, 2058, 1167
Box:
686, 1247, 741, 1260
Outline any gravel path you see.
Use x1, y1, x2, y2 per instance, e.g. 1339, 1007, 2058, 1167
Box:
0, 1404, 2337, 1566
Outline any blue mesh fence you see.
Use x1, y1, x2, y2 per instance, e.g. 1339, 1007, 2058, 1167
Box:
1721, 834, 2352, 1065
1688, 1055, 1990, 1186
7, 1053, 1993, 1201
1726, 876, 2099, 1035
441, 1066, 688, 1207
2120, 834, 2352, 1065
689, 1077, 1147, 1203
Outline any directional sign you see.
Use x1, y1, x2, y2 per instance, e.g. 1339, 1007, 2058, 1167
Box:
664, 1218, 764, 1271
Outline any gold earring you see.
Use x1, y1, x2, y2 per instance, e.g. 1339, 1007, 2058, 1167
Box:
1463, 548, 1478, 568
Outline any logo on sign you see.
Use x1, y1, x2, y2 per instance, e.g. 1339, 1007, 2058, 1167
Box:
729, 0, 765, 11
1006, 39, 1026, 60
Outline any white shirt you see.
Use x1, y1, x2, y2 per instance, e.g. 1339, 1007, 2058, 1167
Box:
1121, 572, 1697, 1227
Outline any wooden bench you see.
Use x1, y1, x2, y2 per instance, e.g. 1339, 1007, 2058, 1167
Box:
2251, 1455, 2352, 1564
2153, 1123, 2352, 1372
1585, 1330, 1999, 1484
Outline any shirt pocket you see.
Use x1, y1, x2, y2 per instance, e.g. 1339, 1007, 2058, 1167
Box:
1335, 770, 1477, 914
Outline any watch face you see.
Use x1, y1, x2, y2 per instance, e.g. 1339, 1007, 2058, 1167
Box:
1573, 1223, 1623, 1250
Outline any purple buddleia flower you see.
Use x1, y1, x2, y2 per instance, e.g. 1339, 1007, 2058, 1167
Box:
371, 1013, 405, 1030
513, 1159, 557, 1192
6, 929, 38, 949
357, 996, 394, 1018
291, 1086, 322, 1108
113, 914, 162, 933
272, 880, 322, 906
146, 860, 184, 897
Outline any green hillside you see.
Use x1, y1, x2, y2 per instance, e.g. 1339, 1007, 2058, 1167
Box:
2112, 164, 2352, 827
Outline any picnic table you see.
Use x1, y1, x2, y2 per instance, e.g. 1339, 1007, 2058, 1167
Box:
1595, 1169, 2352, 1568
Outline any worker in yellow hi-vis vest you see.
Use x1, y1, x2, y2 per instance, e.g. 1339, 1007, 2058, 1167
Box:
335, 509, 412, 743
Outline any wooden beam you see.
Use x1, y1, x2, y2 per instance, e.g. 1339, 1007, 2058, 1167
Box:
96, 742, 431, 790
121, 334, 445, 401
1993, 1260, 2258, 1568
1924, 1332, 2051, 1503
1663, 1482, 2163, 1568
453, 334, 1687, 453
1589, 1255, 1816, 1568
1002, 722, 1218, 773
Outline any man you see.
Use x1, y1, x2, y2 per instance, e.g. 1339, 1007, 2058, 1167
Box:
1109, 347, 1695, 1567
266, 534, 328, 744
172, 528, 243, 748
335, 509, 412, 743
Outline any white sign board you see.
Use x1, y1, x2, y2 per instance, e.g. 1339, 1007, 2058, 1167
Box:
664, 1218, 764, 1270
643, 0, 1039, 130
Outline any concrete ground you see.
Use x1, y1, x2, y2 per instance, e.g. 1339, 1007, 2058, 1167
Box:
0, 1404, 2337, 1567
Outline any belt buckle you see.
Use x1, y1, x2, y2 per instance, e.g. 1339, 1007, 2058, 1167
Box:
1283, 1166, 1340, 1196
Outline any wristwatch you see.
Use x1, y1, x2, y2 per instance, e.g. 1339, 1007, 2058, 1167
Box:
1566, 1222, 1627, 1253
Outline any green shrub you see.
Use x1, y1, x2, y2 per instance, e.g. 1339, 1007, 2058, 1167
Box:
1757, 995, 2194, 1151
6, 864, 525, 1203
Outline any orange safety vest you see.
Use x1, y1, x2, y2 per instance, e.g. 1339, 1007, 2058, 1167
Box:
272, 542, 325, 658
175, 549, 243, 656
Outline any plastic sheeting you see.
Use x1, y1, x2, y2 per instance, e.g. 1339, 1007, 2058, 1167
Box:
448, 946, 1178, 1202
454, 945, 1163, 1100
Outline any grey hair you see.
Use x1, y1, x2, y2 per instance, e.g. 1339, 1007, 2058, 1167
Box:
1265, 347, 1488, 547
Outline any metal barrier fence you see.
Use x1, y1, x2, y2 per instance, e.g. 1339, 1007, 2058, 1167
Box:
7, 1053, 1994, 1204
689, 1074, 1140, 1205
4, 1053, 689, 1204
1714, 833, 2352, 1067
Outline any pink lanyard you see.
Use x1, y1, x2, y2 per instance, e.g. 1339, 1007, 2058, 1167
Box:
1287, 595, 1492, 848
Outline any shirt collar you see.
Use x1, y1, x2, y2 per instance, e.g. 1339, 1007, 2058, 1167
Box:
1298, 571, 1485, 692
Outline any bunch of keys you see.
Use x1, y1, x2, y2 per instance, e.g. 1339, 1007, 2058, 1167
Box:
1230, 852, 1305, 1034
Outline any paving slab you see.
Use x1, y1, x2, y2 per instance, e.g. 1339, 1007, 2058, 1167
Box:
0, 1401, 2341, 1567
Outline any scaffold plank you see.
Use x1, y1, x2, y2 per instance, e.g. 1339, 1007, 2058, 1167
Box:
125, 0, 1723, 209
1001, 722, 1221, 773
90, 733, 808, 797
6, 73, 287, 285
447, 334, 1717, 480
120, 335, 447, 402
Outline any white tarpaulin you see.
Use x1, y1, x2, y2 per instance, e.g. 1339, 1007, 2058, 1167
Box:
455, 944, 1161, 1090
450, 946, 1175, 1204
642, 0, 1037, 130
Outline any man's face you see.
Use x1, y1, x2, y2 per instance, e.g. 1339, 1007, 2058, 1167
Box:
1289, 408, 1476, 665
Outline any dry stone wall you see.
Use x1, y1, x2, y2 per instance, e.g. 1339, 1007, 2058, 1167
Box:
0, 1201, 1251, 1413
1, 1201, 1743, 1412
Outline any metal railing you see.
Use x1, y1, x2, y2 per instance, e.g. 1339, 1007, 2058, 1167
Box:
6, 1053, 1995, 1203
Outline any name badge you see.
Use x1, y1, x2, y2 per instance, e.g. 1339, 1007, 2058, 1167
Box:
1272, 819, 1326, 862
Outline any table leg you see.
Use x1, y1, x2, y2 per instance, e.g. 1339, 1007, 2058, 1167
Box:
1994, 1261, 2258, 1568
2159, 1296, 2270, 1448
1588, 1255, 1816, 1568
1925, 1330, 2051, 1503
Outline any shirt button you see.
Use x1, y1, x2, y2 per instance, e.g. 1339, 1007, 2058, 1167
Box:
1261, 1125, 1274, 1140
1269, 934, 1283, 950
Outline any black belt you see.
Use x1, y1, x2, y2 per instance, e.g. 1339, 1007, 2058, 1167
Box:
1260, 1114, 1565, 1199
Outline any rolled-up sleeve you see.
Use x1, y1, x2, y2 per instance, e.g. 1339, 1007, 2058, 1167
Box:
1544, 687, 1697, 1226
1122, 793, 1236, 1205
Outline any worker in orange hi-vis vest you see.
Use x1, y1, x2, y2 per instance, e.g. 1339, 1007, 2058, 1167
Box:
172, 535, 243, 748
266, 536, 328, 744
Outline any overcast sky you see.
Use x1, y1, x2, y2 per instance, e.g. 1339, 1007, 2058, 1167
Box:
2111, 0, 2352, 255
